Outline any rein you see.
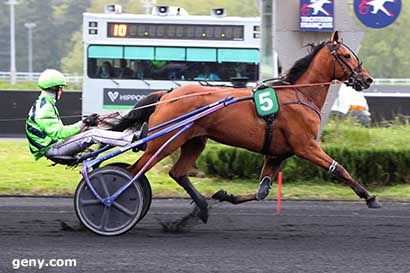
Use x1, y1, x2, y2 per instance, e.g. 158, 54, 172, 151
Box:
97, 112, 123, 126
126, 81, 341, 112
0, 81, 339, 124
124, 81, 339, 155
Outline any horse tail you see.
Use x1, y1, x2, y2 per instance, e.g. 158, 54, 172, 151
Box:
110, 90, 167, 131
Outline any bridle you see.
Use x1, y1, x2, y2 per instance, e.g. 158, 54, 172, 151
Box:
326, 41, 365, 90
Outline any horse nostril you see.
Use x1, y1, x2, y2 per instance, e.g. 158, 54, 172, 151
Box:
365, 77, 373, 85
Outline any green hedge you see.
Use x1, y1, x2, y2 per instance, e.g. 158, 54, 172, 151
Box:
197, 144, 410, 187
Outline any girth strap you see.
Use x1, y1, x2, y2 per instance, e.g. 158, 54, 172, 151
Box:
261, 114, 275, 155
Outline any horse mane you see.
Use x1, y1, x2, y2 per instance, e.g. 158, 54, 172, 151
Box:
283, 41, 327, 84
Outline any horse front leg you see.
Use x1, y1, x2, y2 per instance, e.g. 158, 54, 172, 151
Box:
296, 142, 381, 208
212, 156, 285, 204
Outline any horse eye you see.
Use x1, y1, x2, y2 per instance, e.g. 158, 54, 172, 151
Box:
344, 53, 351, 59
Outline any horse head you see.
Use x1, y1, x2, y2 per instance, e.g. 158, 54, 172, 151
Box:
327, 31, 373, 91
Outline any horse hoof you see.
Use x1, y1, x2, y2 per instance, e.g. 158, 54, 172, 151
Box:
366, 196, 382, 209
211, 190, 227, 202
197, 206, 208, 223
256, 176, 272, 201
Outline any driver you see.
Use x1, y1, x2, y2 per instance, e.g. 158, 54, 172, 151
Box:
25, 69, 147, 161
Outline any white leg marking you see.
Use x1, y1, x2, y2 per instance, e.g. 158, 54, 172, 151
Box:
328, 160, 338, 174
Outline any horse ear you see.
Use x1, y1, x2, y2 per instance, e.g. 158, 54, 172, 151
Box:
330, 31, 340, 43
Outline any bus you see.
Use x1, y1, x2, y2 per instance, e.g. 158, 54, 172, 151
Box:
82, 5, 260, 115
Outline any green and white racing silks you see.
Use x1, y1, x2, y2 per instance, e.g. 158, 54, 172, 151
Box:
25, 91, 82, 160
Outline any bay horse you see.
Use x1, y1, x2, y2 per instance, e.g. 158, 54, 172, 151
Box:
111, 31, 378, 223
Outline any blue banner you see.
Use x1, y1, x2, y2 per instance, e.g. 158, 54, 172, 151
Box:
300, 0, 334, 32
354, 0, 402, 29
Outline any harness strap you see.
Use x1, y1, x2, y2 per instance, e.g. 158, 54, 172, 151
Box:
258, 86, 322, 154
282, 101, 321, 119
282, 88, 322, 119
261, 114, 275, 155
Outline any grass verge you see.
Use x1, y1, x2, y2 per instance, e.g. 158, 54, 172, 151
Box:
1, 140, 410, 201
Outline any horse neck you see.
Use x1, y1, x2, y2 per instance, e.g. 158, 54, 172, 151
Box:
294, 51, 334, 110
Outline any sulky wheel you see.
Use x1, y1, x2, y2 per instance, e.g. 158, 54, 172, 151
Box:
104, 162, 152, 222
74, 166, 146, 236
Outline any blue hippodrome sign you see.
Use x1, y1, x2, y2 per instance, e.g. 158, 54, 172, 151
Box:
354, 0, 402, 29
300, 0, 334, 32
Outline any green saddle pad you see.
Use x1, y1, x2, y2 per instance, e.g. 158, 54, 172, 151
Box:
253, 87, 280, 117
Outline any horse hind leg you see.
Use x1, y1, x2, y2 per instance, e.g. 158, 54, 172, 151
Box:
129, 129, 209, 222
169, 137, 209, 223
128, 131, 192, 176
212, 155, 285, 204
296, 141, 381, 208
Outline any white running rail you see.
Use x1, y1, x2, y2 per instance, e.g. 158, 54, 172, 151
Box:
0, 71, 82, 86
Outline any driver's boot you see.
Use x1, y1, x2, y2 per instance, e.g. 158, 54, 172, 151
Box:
132, 122, 148, 152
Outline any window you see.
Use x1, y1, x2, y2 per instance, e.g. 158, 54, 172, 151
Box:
186, 48, 217, 62
87, 45, 259, 81
155, 47, 185, 61
124, 47, 154, 60
218, 48, 259, 63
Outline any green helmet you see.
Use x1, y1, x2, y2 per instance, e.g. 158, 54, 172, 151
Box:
38, 69, 67, 90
